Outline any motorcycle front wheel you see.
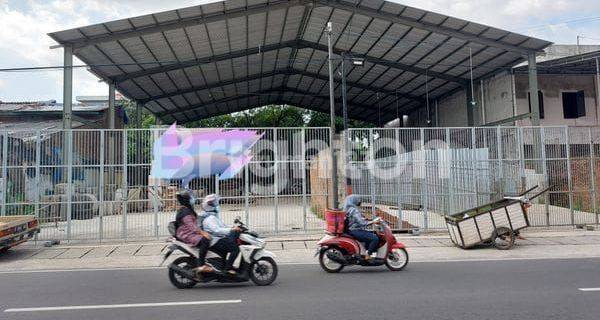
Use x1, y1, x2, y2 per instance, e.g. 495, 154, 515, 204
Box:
385, 248, 409, 271
168, 256, 198, 289
249, 257, 278, 286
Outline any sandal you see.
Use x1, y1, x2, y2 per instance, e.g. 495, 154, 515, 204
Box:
193, 265, 214, 274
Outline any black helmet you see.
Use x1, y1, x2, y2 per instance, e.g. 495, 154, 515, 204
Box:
176, 189, 194, 206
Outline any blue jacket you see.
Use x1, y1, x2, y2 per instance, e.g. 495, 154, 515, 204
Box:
344, 195, 369, 231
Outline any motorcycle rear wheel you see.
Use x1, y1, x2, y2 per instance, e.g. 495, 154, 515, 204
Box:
168, 256, 198, 289
319, 248, 345, 273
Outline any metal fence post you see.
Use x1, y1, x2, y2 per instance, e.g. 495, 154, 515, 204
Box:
369, 129, 376, 216
121, 130, 128, 240
66, 130, 73, 241
565, 127, 574, 225
419, 128, 428, 230
1, 133, 7, 216
151, 128, 159, 238
470, 127, 478, 207
540, 128, 550, 226
446, 128, 455, 214
273, 129, 279, 233
244, 163, 250, 226
33, 131, 41, 241
99, 131, 105, 241
517, 127, 526, 192
395, 128, 403, 229
496, 127, 503, 196
588, 127, 598, 225
301, 128, 308, 231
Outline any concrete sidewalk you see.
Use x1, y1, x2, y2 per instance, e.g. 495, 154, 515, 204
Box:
1, 229, 599, 272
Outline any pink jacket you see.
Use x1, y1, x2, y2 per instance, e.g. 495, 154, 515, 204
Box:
175, 211, 203, 246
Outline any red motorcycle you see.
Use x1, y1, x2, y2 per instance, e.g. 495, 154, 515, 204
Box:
316, 216, 409, 273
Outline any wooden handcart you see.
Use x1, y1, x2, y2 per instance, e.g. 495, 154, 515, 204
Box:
445, 186, 550, 250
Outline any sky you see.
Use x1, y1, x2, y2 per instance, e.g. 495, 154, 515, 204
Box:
0, 0, 599, 103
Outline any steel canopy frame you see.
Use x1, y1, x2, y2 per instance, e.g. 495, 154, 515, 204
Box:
49, 0, 552, 125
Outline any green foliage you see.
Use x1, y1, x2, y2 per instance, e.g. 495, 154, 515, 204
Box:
185, 104, 374, 129
123, 100, 157, 129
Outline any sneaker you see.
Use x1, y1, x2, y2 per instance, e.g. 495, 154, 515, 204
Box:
227, 270, 237, 276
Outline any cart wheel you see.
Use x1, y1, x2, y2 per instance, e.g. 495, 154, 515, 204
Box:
492, 227, 515, 250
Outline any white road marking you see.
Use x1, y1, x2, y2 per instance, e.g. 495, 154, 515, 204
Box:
4, 300, 242, 313
578, 288, 600, 292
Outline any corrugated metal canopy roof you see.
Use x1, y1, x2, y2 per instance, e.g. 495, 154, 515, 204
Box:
49, 0, 552, 124
515, 50, 600, 75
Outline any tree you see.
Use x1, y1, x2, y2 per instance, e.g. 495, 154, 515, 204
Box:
185, 104, 374, 129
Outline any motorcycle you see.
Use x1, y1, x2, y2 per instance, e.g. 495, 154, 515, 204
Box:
161, 217, 278, 288
316, 217, 409, 273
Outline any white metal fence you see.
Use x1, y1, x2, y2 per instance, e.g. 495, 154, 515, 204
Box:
1, 126, 598, 241
349, 126, 600, 230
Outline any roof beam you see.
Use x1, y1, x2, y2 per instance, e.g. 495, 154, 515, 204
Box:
159, 87, 285, 118
161, 85, 378, 120
317, 0, 536, 55
141, 67, 424, 104
112, 40, 301, 82
56, 0, 311, 49
298, 40, 468, 85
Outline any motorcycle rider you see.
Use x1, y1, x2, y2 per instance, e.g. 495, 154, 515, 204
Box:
200, 194, 241, 275
174, 190, 213, 274
344, 195, 380, 261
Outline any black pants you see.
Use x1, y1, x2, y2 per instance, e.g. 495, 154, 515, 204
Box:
211, 233, 240, 270
196, 237, 210, 266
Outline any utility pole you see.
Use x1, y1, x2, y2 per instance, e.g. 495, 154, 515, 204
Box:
326, 21, 339, 209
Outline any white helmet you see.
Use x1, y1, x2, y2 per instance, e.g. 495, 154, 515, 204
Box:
201, 194, 220, 212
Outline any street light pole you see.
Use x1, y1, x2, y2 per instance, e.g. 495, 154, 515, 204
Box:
326, 21, 339, 209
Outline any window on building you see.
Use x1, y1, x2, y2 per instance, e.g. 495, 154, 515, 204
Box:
562, 91, 586, 119
528, 91, 545, 119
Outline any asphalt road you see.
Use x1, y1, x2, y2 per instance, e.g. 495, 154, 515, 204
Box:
1, 258, 600, 320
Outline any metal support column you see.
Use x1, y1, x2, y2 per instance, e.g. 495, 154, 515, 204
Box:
135, 102, 142, 128
108, 83, 116, 129
528, 53, 541, 126
326, 21, 339, 209
62, 46, 73, 130
341, 52, 350, 196
465, 86, 475, 126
